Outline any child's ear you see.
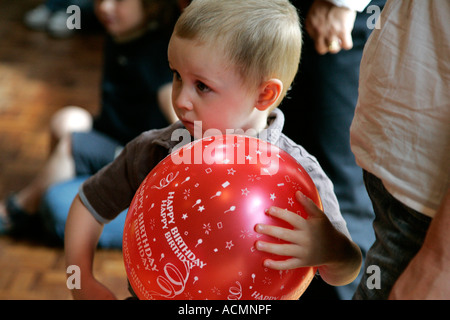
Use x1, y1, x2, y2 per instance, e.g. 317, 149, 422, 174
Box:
255, 79, 283, 111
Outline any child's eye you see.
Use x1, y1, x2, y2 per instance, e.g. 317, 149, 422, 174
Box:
196, 81, 211, 93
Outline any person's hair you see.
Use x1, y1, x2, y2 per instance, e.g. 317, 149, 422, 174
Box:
173, 0, 302, 103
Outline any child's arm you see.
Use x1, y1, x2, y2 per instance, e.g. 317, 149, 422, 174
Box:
255, 191, 362, 287
65, 194, 117, 299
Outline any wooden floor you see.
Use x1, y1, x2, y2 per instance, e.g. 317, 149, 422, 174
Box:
0, 0, 129, 299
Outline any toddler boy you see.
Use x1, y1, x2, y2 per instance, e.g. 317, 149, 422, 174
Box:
65, 0, 361, 299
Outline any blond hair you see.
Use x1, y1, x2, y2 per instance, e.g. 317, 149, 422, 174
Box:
173, 0, 302, 104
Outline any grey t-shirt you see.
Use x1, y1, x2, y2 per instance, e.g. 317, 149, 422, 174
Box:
79, 109, 350, 239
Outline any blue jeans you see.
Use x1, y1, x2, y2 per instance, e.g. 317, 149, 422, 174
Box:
353, 171, 431, 299
40, 176, 127, 249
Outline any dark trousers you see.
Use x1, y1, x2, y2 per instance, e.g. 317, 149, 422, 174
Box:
285, 0, 386, 300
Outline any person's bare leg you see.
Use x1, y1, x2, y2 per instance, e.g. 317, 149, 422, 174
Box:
14, 133, 76, 214
0, 107, 92, 222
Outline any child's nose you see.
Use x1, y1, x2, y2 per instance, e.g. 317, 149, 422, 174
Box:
174, 87, 194, 111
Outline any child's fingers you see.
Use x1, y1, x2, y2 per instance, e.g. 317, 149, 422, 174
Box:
255, 223, 299, 244
295, 191, 323, 218
255, 241, 302, 259
264, 205, 305, 229
262, 257, 304, 271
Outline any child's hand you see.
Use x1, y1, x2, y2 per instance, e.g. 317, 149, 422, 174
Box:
255, 190, 337, 270
74, 277, 117, 300
255, 190, 362, 286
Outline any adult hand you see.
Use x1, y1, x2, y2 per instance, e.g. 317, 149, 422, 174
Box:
388, 247, 450, 299
305, 0, 357, 55
389, 188, 450, 299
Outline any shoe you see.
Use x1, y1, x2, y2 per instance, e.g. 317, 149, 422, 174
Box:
24, 4, 52, 31
0, 211, 11, 235
47, 10, 76, 38
0, 194, 41, 238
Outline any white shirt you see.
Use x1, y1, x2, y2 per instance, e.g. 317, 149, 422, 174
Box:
350, 0, 450, 218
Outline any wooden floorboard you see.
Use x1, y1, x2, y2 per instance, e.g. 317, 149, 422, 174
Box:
0, 0, 129, 299
0, 237, 129, 300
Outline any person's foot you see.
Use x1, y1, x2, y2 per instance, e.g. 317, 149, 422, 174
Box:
0, 201, 11, 234
0, 194, 39, 237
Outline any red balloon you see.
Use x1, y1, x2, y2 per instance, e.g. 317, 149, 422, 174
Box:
123, 134, 321, 300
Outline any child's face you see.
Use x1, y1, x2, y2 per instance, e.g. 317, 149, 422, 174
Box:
94, 0, 147, 39
168, 35, 265, 139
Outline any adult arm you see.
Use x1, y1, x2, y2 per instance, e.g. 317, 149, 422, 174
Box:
389, 187, 450, 299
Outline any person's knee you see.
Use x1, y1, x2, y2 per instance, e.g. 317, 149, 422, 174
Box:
50, 106, 92, 143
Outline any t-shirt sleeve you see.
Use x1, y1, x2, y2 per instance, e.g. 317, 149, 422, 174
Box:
301, 156, 352, 240
79, 132, 168, 224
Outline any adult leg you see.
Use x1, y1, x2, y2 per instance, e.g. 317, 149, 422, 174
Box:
0, 107, 91, 233
39, 128, 125, 244
15, 106, 91, 213
353, 172, 431, 299
41, 176, 127, 248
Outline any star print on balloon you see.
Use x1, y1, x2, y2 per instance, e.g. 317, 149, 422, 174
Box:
122, 134, 322, 300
